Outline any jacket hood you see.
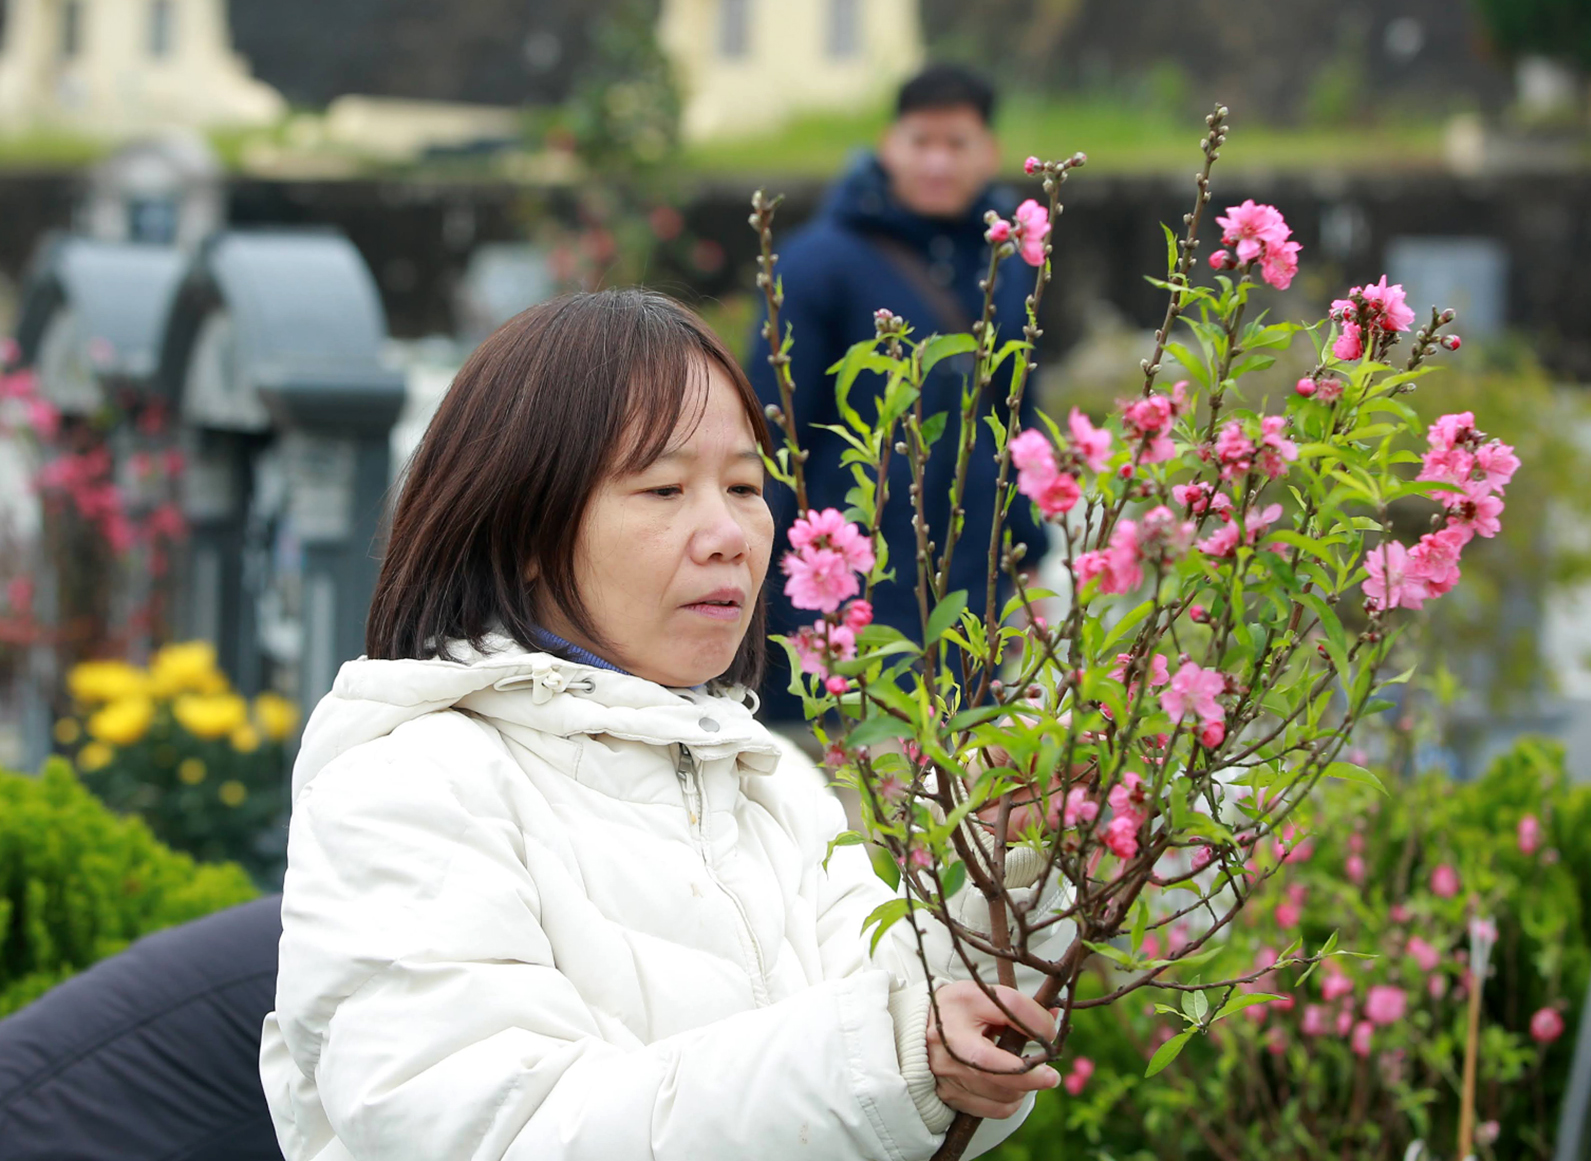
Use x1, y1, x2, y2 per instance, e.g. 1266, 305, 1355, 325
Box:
291, 634, 784, 802
822, 151, 1017, 250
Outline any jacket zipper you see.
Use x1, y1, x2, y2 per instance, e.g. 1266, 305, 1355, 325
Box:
676, 744, 771, 1006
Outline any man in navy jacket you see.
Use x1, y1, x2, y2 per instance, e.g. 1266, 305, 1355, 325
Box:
747, 64, 1050, 721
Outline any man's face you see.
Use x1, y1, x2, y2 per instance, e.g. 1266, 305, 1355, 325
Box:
878, 105, 1000, 220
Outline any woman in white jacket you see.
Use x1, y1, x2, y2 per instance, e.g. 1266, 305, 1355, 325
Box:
260, 288, 1071, 1161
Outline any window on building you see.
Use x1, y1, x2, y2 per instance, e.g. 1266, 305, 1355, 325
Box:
60, 0, 84, 59
828, 0, 860, 59
719, 0, 750, 59
149, 0, 175, 58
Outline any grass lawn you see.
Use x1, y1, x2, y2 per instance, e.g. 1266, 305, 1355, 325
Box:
681, 94, 1450, 179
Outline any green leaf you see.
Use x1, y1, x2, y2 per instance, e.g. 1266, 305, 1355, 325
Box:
940, 860, 967, 899
1212, 993, 1282, 1022
920, 410, 948, 448
922, 333, 979, 378
847, 715, 913, 749
925, 591, 969, 642
862, 897, 912, 953
1145, 1030, 1193, 1077
869, 843, 901, 889
823, 829, 865, 869
1083, 939, 1136, 968
1322, 761, 1387, 794
1130, 898, 1148, 953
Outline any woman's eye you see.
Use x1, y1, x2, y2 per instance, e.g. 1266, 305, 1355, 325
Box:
647, 485, 682, 498
730, 484, 762, 497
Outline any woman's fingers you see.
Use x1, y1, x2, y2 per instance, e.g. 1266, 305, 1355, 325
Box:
933, 1078, 1025, 1121
926, 982, 1060, 1116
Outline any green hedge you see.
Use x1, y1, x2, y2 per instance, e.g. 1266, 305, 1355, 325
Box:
0, 758, 258, 1017
995, 738, 1591, 1161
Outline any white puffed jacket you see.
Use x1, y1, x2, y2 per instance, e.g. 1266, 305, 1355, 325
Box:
260, 637, 1071, 1161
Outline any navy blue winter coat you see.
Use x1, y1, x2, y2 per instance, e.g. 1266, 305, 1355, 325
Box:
747, 153, 1049, 720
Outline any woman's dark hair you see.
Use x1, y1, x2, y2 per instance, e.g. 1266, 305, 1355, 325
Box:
367, 287, 772, 687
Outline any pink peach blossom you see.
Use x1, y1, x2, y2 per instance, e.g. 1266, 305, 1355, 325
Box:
1519, 814, 1542, 856
1366, 985, 1407, 1026
1406, 936, 1441, 973
783, 547, 861, 613
1363, 540, 1429, 612
1531, 1007, 1566, 1044
1260, 239, 1301, 290
1333, 321, 1364, 361
1474, 442, 1519, 492
1062, 1056, 1094, 1095
1430, 863, 1460, 898
1162, 662, 1225, 727
1068, 408, 1113, 472
1301, 1004, 1330, 1036
1216, 200, 1291, 265
1351, 1020, 1374, 1057
1013, 199, 1050, 267
1321, 970, 1355, 1003
1102, 813, 1139, 859
1063, 786, 1099, 829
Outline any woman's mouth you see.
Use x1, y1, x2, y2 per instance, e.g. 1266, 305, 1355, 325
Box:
683, 589, 745, 622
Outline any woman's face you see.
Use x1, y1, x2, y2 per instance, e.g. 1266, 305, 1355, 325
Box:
541, 362, 774, 687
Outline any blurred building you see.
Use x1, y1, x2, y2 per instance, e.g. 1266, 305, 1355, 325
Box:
0, 0, 283, 136
658, 0, 925, 141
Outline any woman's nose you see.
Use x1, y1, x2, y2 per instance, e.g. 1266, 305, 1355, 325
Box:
691, 495, 750, 561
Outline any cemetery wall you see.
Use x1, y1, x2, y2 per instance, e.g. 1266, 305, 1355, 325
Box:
0, 170, 1581, 376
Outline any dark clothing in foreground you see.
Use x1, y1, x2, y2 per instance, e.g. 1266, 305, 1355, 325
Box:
0, 896, 285, 1161
747, 153, 1049, 720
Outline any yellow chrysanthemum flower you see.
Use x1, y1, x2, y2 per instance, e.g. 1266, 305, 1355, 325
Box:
148, 641, 227, 698
77, 741, 114, 772
218, 780, 248, 807
54, 718, 81, 745
68, 660, 149, 704
87, 697, 154, 746
230, 724, 260, 753
172, 693, 248, 741
253, 692, 299, 743
178, 757, 207, 785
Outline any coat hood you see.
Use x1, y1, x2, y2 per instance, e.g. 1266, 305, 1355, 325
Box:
291, 634, 784, 802
822, 151, 1018, 251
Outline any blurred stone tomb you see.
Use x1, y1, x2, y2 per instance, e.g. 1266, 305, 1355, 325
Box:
453, 242, 554, 344
1386, 236, 1508, 339
81, 134, 225, 248
156, 229, 404, 717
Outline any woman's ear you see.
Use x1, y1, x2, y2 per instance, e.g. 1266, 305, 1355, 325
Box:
523, 558, 539, 584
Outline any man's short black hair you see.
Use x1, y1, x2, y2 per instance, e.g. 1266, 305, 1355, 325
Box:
895, 64, 997, 125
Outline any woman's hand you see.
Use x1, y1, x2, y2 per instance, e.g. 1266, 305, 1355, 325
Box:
927, 980, 1060, 1119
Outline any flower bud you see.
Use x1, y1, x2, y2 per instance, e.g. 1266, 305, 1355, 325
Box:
1439, 308, 1456, 324
1295, 378, 1317, 397
1442, 334, 1461, 350
1189, 604, 1208, 622
1118, 463, 1135, 479
1208, 249, 1232, 271
1024, 156, 1042, 175
986, 218, 1012, 244
824, 675, 849, 696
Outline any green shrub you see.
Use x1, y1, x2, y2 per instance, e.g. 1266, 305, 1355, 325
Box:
995, 738, 1591, 1161
0, 758, 258, 1017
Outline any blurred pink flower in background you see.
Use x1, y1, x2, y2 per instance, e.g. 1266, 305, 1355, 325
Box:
1365, 985, 1407, 1026
1518, 814, 1542, 855
1531, 1007, 1566, 1044
1405, 936, 1441, 973
1431, 864, 1461, 898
